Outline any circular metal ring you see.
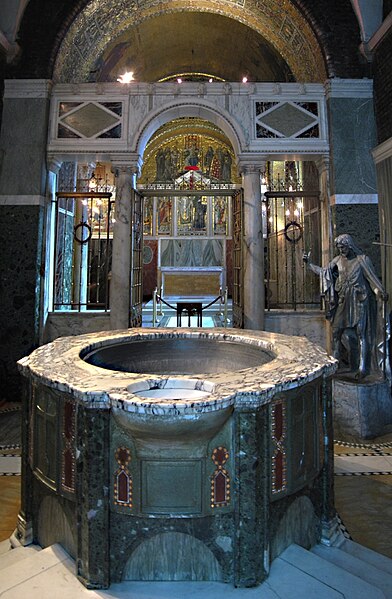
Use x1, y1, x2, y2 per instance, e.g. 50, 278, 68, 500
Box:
74, 222, 92, 244
284, 220, 303, 243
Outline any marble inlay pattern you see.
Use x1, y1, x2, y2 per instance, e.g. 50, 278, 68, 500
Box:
18, 328, 337, 416
52, 0, 326, 84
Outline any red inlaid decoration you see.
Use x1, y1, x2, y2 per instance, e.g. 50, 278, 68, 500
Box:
275, 451, 283, 490
63, 402, 74, 440
214, 471, 227, 504
115, 446, 131, 466
274, 402, 283, 442
117, 470, 129, 503
212, 446, 229, 466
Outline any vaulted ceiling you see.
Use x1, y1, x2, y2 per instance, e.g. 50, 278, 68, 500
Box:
7, 0, 366, 83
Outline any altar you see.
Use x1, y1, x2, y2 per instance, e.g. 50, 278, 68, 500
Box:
160, 266, 224, 302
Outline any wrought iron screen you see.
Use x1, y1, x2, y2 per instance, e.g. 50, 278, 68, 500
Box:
53, 192, 113, 311
264, 192, 321, 310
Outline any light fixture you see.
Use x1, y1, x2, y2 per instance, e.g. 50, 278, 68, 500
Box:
177, 77, 182, 84
117, 71, 135, 83
242, 76, 248, 83
88, 172, 98, 190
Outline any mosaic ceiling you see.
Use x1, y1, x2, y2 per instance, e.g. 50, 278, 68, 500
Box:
53, 0, 327, 83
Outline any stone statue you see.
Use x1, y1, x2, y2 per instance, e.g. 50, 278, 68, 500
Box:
303, 234, 388, 379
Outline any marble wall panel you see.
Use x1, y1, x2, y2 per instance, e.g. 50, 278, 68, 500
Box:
45, 313, 111, 343
230, 96, 252, 145
0, 205, 44, 402
0, 98, 49, 195
160, 238, 224, 267
328, 97, 377, 195
264, 311, 328, 351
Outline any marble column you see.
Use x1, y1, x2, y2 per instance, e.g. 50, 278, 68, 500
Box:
110, 165, 134, 330
109, 155, 142, 330
240, 163, 265, 330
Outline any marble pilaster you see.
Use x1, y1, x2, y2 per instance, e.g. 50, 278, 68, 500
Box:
325, 79, 381, 258
39, 156, 62, 344
0, 80, 52, 401
76, 406, 110, 589
373, 139, 392, 306
240, 163, 265, 330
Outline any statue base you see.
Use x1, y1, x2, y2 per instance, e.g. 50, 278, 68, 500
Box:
333, 375, 392, 440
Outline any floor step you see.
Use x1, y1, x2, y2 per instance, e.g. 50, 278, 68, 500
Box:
339, 538, 392, 576
0, 539, 11, 555
0, 544, 42, 571
0, 544, 71, 595
268, 556, 343, 598
312, 543, 392, 597
280, 544, 385, 598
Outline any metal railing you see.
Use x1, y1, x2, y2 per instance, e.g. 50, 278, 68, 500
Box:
152, 286, 229, 328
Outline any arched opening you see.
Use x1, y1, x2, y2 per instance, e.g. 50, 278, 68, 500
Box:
138, 116, 240, 325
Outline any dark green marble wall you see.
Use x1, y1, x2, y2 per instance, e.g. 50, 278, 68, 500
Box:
0, 91, 50, 401
0, 206, 44, 401
327, 96, 377, 196
331, 203, 382, 277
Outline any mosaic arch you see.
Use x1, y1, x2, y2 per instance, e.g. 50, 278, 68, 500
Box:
134, 101, 245, 158
139, 117, 241, 184
53, 0, 327, 84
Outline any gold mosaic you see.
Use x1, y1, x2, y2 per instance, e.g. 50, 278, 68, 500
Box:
53, 0, 326, 84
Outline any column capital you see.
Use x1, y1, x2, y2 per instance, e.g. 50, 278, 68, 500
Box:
315, 155, 330, 174
110, 153, 143, 177
46, 154, 63, 174
237, 155, 267, 177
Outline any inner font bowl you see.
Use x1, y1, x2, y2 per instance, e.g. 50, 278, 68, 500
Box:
82, 336, 274, 375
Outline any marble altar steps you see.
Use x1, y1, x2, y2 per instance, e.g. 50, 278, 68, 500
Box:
0, 540, 392, 598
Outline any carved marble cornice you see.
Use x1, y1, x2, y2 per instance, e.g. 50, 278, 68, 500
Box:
4, 79, 53, 99
324, 78, 373, 100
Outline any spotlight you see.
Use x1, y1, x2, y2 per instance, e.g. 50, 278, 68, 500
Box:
117, 71, 134, 83
177, 77, 182, 84
242, 76, 248, 83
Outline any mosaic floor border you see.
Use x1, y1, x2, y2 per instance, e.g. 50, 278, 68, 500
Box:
334, 439, 392, 449
335, 452, 391, 457
335, 470, 392, 476
336, 513, 352, 539
0, 443, 21, 451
